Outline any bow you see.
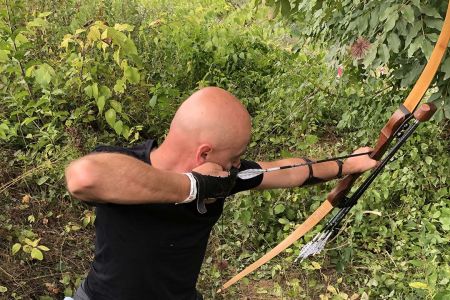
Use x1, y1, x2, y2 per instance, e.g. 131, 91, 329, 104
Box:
219, 1, 450, 292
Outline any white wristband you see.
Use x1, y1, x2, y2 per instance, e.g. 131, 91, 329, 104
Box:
177, 173, 197, 204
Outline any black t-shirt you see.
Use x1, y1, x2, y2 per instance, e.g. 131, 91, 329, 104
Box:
84, 139, 263, 300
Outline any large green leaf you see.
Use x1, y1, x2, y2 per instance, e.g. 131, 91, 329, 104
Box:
0, 50, 9, 62
114, 79, 126, 94
31, 248, 43, 260
11, 243, 21, 255
97, 96, 106, 114
34, 63, 55, 88
124, 66, 140, 84
105, 109, 117, 128
107, 28, 138, 57
402, 5, 415, 24
387, 32, 401, 53
114, 120, 123, 135
110, 100, 122, 113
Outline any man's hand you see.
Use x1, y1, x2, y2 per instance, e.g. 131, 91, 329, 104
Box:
342, 147, 378, 175
185, 163, 238, 214
192, 162, 230, 177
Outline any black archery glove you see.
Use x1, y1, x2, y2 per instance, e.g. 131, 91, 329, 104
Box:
190, 167, 238, 214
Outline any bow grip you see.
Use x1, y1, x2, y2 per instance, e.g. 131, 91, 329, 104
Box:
327, 106, 410, 206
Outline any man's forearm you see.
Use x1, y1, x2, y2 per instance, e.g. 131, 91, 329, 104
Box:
65, 153, 190, 204
257, 147, 376, 190
256, 157, 342, 189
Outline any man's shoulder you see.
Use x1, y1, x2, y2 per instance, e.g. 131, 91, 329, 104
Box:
93, 139, 157, 164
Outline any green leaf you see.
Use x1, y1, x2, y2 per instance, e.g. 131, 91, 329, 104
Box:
0, 123, 9, 140
378, 43, 390, 64
97, 96, 106, 114
402, 5, 415, 24
387, 32, 401, 53
122, 125, 131, 139
87, 26, 101, 42
124, 66, 140, 84
21, 117, 38, 126
380, 5, 397, 22
274, 204, 285, 214
426, 18, 444, 30
92, 83, 99, 100
409, 282, 429, 289
441, 57, 450, 80
435, 290, 450, 300
385, 11, 399, 32
405, 20, 422, 47
0, 50, 9, 62
37, 176, 49, 185
149, 95, 157, 108
38, 11, 52, 18
107, 28, 138, 56
114, 79, 126, 94
31, 248, 43, 260
11, 243, 21, 255
0, 286, 7, 293
114, 120, 123, 135
439, 208, 450, 231
363, 43, 378, 67
420, 6, 441, 18
370, 9, 380, 31
305, 134, 318, 145
278, 218, 289, 225
27, 17, 49, 28
37, 245, 50, 251
34, 63, 55, 88
25, 65, 36, 77
408, 36, 425, 58
401, 64, 423, 87
84, 85, 93, 98
421, 38, 433, 59
425, 156, 432, 165
105, 109, 117, 127
110, 100, 122, 113
114, 23, 135, 32
99, 85, 112, 99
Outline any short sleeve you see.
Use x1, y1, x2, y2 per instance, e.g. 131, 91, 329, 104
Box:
92, 139, 157, 164
229, 160, 263, 195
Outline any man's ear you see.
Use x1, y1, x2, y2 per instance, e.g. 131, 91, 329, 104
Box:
196, 144, 212, 164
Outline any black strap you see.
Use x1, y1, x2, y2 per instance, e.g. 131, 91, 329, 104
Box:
336, 159, 344, 178
302, 157, 325, 186
302, 157, 345, 186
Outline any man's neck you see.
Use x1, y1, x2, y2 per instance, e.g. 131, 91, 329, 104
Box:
149, 144, 191, 173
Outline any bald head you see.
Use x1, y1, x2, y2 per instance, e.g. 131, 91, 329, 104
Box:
159, 87, 251, 170
170, 87, 251, 148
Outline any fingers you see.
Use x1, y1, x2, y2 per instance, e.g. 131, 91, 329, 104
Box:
192, 162, 229, 177
353, 146, 373, 154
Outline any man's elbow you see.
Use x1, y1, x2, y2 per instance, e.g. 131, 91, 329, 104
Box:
65, 158, 97, 201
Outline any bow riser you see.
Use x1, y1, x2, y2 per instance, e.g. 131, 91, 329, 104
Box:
327, 106, 410, 206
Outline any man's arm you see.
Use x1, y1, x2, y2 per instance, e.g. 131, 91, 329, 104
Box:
255, 147, 377, 190
65, 153, 192, 204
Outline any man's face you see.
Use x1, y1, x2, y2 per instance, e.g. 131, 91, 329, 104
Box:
207, 143, 248, 171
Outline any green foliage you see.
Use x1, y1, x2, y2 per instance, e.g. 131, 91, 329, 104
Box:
12, 237, 50, 261
0, 0, 449, 299
264, 0, 450, 121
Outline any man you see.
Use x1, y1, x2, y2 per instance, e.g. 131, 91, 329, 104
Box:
65, 87, 376, 299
